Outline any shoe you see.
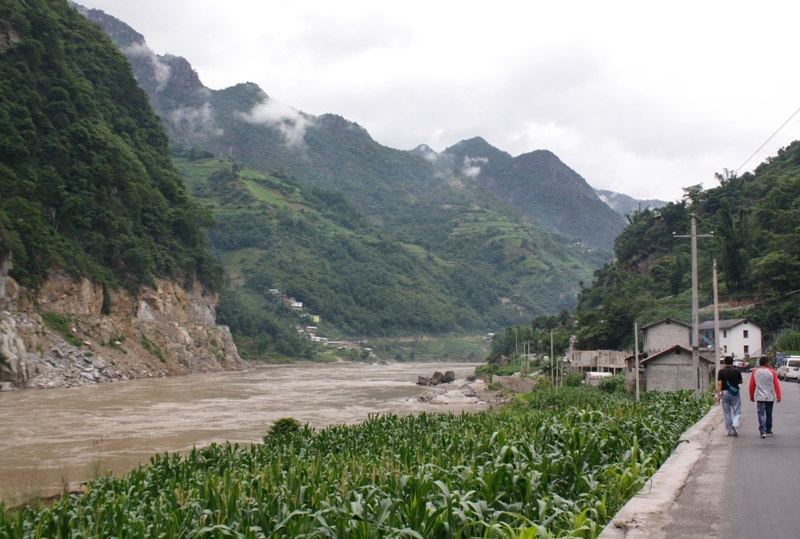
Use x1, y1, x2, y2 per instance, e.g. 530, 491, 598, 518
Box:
726, 433, 735, 437
761, 433, 766, 439
766, 432, 774, 436
732, 426, 738, 437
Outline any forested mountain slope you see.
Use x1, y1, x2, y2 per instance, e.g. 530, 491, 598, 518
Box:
573, 142, 800, 350
0, 0, 218, 292
176, 158, 539, 339
76, 4, 614, 320
434, 138, 626, 249
0, 0, 248, 387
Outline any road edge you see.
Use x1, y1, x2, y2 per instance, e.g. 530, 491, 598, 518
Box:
597, 403, 722, 538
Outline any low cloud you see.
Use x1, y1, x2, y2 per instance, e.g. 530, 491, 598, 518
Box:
237, 98, 314, 148
170, 103, 223, 137
123, 42, 172, 92
462, 156, 488, 178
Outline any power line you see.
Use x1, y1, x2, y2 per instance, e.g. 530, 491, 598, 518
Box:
735, 104, 800, 175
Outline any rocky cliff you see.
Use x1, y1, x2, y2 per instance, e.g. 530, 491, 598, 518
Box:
0, 268, 246, 391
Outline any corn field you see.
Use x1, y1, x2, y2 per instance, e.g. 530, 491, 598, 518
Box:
0, 388, 710, 539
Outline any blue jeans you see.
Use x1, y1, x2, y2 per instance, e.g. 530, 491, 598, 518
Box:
757, 401, 774, 435
721, 390, 741, 434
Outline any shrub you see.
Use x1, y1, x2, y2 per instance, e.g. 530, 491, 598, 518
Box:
264, 417, 302, 440
598, 372, 626, 393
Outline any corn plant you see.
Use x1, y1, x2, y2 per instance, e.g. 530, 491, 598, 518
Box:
0, 389, 710, 539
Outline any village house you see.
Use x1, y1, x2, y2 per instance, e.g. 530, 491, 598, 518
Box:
638, 345, 713, 392
698, 318, 762, 358
626, 318, 691, 392
641, 318, 691, 354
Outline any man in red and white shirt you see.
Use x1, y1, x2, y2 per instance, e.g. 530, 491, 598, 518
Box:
749, 356, 782, 438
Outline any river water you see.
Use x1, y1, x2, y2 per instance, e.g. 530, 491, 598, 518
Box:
0, 362, 481, 499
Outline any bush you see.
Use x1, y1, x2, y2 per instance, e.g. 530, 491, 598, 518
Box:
775, 330, 800, 353
563, 372, 584, 387
598, 372, 626, 393
264, 417, 302, 440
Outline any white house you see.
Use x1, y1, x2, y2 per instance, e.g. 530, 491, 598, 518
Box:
698, 318, 762, 358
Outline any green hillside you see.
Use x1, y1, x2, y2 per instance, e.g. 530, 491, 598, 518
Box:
76, 6, 613, 320
440, 138, 625, 249
174, 157, 549, 338
0, 0, 218, 292
567, 141, 800, 350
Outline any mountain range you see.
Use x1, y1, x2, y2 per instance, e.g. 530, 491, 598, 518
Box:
75, 4, 627, 247
62, 4, 677, 340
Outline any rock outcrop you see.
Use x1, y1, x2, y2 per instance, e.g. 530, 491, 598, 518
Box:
417, 370, 456, 386
0, 271, 246, 390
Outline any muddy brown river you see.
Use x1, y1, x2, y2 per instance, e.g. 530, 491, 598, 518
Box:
0, 362, 482, 499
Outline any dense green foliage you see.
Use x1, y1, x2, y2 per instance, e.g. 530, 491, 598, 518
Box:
176, 158, 534, 337
0, 389, 711, 538
569, 142, 800, 350
0, 0, 219, 290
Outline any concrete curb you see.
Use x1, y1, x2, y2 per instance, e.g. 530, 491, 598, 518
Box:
597, 403, 722, 538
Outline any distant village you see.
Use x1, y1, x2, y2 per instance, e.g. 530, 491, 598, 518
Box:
268, 288, 373, 357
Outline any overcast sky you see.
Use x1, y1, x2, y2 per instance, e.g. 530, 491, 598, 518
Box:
79, 0, 800, 201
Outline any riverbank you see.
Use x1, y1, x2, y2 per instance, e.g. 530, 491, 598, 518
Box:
0, 362, 483, 501
0, 273, 246, 391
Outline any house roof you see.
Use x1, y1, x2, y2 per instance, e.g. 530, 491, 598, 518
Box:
639, 345, 713, 365
640, 318, 691, 331
697, 318, 756, 331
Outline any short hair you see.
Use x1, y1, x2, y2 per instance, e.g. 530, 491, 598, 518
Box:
759, 356, 769, 366
724, 356, 734, 365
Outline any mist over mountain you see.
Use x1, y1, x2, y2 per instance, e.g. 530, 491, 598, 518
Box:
420, 138, 626, 249
76, 4, 621, 324
594, 188, 669, 218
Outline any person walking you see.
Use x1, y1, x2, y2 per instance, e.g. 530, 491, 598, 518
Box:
749, 356, 781, 438
716, 356, 743, 437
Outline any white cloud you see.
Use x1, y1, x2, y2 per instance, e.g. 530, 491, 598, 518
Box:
123, 42, 172, 92
83, 0, 800, 201
236, 99, 314, 149
170, 103, 222, 137
462, 156, 488, 178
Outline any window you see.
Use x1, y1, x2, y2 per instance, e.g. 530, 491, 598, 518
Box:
744, 345, 749, 354
723, 330, 727, 338
743, 330, 749, 338
723, 345, 728, 353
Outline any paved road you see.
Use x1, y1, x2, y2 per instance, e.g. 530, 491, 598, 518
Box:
658, 373, 800, 538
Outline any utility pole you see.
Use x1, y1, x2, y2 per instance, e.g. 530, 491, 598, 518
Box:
674, 215, 714, 393
634, 322, 640, 401
550, 329, 556, 388
713, 259, 721, 389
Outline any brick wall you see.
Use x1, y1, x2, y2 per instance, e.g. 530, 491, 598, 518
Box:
644, 323, 690, 354
645, 350, 711, 391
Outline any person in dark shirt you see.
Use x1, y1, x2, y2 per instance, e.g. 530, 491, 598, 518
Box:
716, 356, 743, 437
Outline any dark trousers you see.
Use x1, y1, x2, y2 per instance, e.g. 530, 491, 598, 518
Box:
757, 401, 775, 434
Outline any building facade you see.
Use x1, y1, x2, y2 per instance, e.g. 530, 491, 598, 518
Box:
698, 318, 762, 358
641, 318, 691, 355
640, 345, 713, 392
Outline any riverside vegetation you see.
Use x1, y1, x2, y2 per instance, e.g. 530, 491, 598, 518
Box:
0, 388, 711, 538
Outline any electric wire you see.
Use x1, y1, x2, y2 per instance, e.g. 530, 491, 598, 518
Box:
735, 104, 800, 175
